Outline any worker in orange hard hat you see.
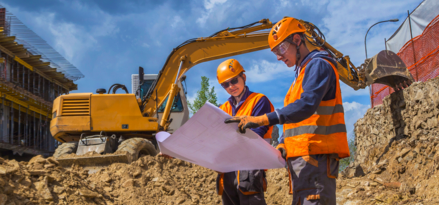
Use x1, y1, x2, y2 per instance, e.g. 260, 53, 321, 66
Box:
225, 17, 350, 205
216, 59, 274, 205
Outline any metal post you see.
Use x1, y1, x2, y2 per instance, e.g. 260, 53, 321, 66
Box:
0, 96, 3, 142
5, 99, 9, 143
38, 75, 41, 96
42, 79, 45, 101
10, 101, 13, 144
27, 68, 30, 92
16, 62, 19, 85
11, 60, 13, 82
38, 113, 42, 149
25, 106, 28, 146
22, 65, 24, 88
408, 10, 418, 81
18, 104, 20, 145
32, 71, 35, 94
33, 111, 36, 148
384, 38, 387, 51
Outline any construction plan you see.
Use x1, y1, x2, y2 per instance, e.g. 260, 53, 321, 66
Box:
156, 102, 286, 173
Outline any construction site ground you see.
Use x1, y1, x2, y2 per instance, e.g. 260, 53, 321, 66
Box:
2, 78, 439, 204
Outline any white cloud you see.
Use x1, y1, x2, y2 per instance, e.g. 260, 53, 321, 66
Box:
196, 0, 228, 26
171, 16, 184, 28
343, 101, 370, 140
245, 60, 293, 83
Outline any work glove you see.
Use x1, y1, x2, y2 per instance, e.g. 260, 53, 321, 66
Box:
277, 147, 287, 160
224, 114, 269, 134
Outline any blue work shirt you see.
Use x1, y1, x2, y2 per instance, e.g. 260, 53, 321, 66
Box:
266, 50, 338, 144
227, 86, 272, 141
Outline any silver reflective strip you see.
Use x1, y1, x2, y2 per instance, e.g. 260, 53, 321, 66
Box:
285, 124, 347, 137
314, 104, 344, 115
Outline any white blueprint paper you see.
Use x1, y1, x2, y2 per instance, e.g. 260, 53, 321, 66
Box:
156, 102, 285, 173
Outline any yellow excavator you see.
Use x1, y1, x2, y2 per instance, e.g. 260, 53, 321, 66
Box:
50, 18, 413, 170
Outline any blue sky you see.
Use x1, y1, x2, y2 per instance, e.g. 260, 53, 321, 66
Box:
2, 0, 422, 138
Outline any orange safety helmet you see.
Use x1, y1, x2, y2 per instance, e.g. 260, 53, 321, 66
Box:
268, 17, 306, 50
217, 59, 245, 84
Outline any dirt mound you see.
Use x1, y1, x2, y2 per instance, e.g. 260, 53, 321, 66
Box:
87, 155, 291, 205
88, 156, 220, 204
0, 153, 291, 205
0, 155, 111, 205
337, 78, 439, 204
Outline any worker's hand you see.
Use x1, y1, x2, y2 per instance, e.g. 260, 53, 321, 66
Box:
224, 114, 269, 134
277, 147, 286, 160
159, 152, 173, 159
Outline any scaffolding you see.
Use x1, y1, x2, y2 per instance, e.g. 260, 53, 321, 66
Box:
0, 7, 83, 156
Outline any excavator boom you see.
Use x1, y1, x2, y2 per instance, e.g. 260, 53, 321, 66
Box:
145, 18, 414, 129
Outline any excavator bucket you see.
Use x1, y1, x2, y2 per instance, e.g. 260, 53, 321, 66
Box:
364, 50, 415, 91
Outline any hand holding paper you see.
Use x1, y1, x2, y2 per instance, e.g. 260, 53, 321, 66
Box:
156, 102, 285, 173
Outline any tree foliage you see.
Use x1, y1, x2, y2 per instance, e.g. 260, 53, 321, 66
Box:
188, 76, 219, 114
339, 137, 357, 172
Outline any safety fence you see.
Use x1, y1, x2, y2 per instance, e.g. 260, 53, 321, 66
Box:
371, 14, 439, 107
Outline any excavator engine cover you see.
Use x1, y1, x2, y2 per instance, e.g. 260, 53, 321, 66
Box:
364, 50, 415, 90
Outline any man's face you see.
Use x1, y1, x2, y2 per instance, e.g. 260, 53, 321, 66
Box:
272, 34, 302, 67
274, 41, 297, 67
222, 74, 246, 97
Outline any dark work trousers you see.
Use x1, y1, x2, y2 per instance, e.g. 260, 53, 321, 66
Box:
218, 171, 267, 205
287, 154, 339, 205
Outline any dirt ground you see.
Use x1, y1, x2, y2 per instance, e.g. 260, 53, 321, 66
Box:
0, 148, 437, 205
0, 154, 293, 205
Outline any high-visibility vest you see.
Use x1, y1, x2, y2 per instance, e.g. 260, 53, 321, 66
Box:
281, 58, 350, 159
220, 92, 274, 139
217, 92, 273, 196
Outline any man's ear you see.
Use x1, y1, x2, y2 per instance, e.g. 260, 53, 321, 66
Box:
242, 73, 247, 83
293, 34, 302, 45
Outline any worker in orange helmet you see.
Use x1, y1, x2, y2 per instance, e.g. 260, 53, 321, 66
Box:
225, 17, 350, 205
216, 59, 274, 205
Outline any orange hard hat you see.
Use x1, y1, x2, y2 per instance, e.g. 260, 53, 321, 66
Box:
217, 59, 245, 84
268, 17, 306, 50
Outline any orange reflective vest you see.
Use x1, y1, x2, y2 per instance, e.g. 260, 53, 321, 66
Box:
279, 59, 350, 159
220, 92, 274, 139
217, 92, 273, 196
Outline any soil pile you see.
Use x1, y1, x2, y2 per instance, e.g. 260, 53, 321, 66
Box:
0, 155, 111, 205
0, 154, 292, 205
337, 78, 439, 204
87, 156, 292, 205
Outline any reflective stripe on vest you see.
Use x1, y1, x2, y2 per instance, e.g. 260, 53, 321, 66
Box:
282, 58, 350, 159
220, 92, 274, 139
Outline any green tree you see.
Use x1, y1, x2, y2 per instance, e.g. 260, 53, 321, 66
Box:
188, 76, 219, 114
339, 137, 357, 172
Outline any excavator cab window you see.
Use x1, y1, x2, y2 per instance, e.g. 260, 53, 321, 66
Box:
158, 93, 184, 112
139, 80, 155, 100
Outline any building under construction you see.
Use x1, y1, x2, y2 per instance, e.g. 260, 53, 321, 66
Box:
0, 7, 83, 157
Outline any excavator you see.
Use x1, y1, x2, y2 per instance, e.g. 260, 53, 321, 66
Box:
50, 18, 413, 171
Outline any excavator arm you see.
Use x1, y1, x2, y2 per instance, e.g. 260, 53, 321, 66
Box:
142, 18, 414, 130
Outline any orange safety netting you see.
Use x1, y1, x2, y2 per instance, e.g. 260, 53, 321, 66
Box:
371, 14, 439, 107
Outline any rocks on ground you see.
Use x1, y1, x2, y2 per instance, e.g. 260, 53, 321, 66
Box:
337, 77, 439, 205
